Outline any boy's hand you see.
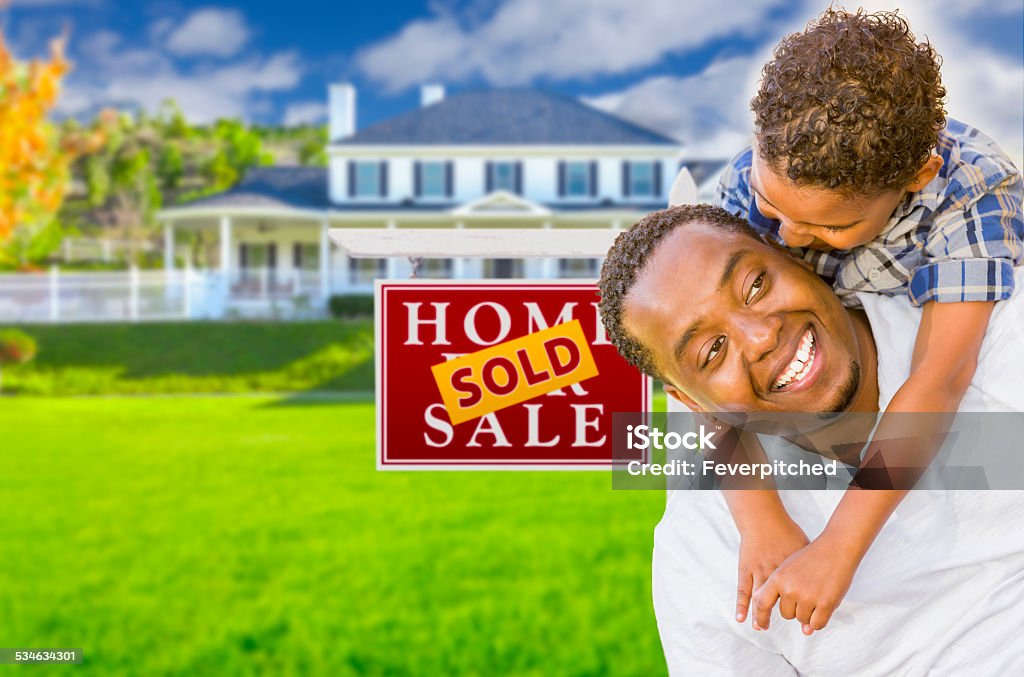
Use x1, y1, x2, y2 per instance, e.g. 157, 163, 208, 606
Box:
735, 516, 808, 626
751, 535, 860, 635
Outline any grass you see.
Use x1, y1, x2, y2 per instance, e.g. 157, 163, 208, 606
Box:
0, 396, 667, 676
0, 322, 375, 396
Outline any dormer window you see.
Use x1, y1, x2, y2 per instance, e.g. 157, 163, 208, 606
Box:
622, 160, 661, 198
486, 161, 522, 194
414, 161, 453, 198
349, 161, 387, 198
558, 161, 597, 198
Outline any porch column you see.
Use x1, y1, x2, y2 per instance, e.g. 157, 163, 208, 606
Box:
219, 215, 232, 272
219, 215, 232, 298
163, 221, 175, 272
319, 217, 331, 302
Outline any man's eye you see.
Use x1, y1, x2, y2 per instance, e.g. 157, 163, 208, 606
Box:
703, 337, 725, 367
745, 273, 765, 304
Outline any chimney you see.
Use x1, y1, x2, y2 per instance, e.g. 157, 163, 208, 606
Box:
329, 83, 356, 140
420, 84, 445, 107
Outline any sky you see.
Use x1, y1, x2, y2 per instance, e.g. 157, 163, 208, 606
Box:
3, 0, 1022, 163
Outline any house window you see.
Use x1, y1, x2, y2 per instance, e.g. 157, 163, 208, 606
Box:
558, 258, 600, 279
487, 161, 521, 193
419, 258, 453, 279
293, 243, 320, 270
239, 243, 276, 280
623, 160, 661, 198
350, 161, 386, 198
416, 161, 450, 198
560, 161, 595, 197
484, 258, 524, 279
349, 258, 386, 285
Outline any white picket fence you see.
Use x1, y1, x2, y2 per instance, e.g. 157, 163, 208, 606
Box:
0, 267, 326, 323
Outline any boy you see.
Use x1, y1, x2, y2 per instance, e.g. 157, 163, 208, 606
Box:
713, 8, 1023, 635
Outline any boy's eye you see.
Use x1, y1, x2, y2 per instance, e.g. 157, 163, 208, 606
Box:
823, 226, 847, 234
745, 273, 765, 304
703, 337, 725, 367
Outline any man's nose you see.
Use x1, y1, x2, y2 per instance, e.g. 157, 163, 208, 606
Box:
733, 312, 782, 363
778, 220, 813, 248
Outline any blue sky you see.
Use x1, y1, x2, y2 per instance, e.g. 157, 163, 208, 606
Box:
4, 0, 1022, 161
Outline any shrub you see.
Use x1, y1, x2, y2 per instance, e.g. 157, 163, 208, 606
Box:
0, 329, 38, 393
329, 294, 374, 319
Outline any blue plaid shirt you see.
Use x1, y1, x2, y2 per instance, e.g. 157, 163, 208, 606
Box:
716, 119, 1024, 307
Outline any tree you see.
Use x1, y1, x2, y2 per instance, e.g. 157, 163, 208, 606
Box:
205, 119, 273, 190
157, 143, 184, 190
0, 329, 37, 394
0, 34, 104, 244
298, 127, 328, 166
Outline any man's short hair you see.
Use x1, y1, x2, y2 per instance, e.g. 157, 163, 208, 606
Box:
752, 8, 946, 195
598, 204, 760, 379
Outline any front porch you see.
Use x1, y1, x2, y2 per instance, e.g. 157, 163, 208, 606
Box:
157, 197, 635, 319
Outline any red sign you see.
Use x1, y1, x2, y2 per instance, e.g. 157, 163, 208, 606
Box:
377, 281, 652, 469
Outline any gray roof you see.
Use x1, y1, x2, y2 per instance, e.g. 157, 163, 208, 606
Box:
180, 166, 328, 210
333, 89, 680, 146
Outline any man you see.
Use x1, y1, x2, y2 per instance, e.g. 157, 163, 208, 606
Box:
597, 204, 1024, 674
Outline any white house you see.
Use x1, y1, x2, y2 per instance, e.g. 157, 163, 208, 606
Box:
156, 85, 695, 318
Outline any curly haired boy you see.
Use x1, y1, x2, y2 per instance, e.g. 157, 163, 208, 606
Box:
707, 8, 1023, 635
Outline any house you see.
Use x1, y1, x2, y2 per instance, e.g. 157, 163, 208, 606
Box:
157, 85, 686, 317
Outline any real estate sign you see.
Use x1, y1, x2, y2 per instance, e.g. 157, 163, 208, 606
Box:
376, 280, 651, 469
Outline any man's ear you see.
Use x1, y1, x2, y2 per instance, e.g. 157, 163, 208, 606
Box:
905, 154, 943, 192
663, 382, 704, 412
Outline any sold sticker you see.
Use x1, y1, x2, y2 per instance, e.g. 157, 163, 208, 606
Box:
431, 319, 599, 425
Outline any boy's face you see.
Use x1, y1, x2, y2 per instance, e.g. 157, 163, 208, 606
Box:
750, 148, 906, 251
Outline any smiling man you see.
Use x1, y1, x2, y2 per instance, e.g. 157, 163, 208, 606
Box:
597, 203, 1024, 674
603, 205, 876, 423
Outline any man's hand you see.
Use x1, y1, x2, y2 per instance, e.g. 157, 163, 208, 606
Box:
735, 516, 809, 626
751, 535, 860, 635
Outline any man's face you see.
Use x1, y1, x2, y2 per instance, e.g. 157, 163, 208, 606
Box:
623, 222, 867, 418
750, 149, 904, 251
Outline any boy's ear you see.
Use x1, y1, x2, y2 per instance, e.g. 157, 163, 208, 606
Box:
663, 382, 704, 412
905, 154, 944, 192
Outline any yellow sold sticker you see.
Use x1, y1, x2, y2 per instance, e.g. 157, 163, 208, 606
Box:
431, 319, 599, 425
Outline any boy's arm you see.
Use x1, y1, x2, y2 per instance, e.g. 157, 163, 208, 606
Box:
713, 429, 809, 626
752, 300, 994, 634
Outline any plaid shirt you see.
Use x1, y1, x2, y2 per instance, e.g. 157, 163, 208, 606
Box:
716, 119, 1024, 307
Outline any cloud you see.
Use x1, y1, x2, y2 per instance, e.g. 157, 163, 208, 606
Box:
59, 27, 302, 123
282, 101, 327, 127
585, 56, 763, 158
356, 0, 791, 92
587, 1, 1023, 166
165, 7, 250, 58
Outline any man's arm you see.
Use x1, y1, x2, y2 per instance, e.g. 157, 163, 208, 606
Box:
752, 300, 994, 634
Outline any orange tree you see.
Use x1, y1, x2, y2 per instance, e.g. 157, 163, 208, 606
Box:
0, 33, 105, 254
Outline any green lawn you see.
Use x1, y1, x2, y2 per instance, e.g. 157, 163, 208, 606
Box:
0, 396, 667, 676
0, 322, 375, 396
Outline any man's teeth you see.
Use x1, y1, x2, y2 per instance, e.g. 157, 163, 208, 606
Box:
774, 331, 815, 390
